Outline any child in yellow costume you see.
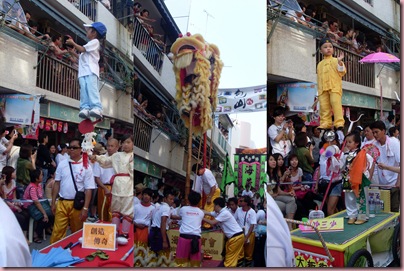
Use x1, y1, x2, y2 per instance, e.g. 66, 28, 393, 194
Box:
317, 38, 346, 130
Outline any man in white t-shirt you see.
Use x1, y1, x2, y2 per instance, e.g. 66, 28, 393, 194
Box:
241, 183, 254, 198
149, 190, 175, 256
370, 121, 400, 212
174, 191, 204, 267
226, 197, 239, 217
50, 138, 96, 244
268, 106, 294, 166
234, 195, 257, 266
0, 125, 18, 172
134, 188, 155, 248
192, 163, 221, 228
94, 138, 119, 222
203, 197, 245, 267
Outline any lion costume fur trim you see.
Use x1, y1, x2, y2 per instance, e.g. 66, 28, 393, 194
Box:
171, 33, 223, 135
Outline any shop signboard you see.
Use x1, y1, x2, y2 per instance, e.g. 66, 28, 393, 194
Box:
134, 155, 162, 179
215, 85, 267, 114
48, 103, 110, 129
294, 249, 333, 267
0, 94, 40, 125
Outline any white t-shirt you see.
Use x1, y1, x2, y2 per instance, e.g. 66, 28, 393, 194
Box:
55, 153, 69, 166
241, 190, 254, 198
235, 208, 257, 235
93, 154, 116, 184
151, 202, 170, 230
373, 137, 400, 186
0, 137, 9, 171
192, 175, 203, 194
290, 168, 303, 183
6, 145, 19, 170
268, 124, 292, 156
201, 168, 217, 195
0, 199, 31, 267
134, 196, 140, 206
78, 39, 100, 78
134, 203, 155, 227
178, 206, 204, 236
211, 208, 242, 239
55, 159, 96, 199
255, 209, 266, 234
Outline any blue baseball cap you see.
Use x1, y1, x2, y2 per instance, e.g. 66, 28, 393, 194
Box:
83, 22, 107, 38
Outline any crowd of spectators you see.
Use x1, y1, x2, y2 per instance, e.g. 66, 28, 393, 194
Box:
268, 106, 400, 230
272, 1, 391, 56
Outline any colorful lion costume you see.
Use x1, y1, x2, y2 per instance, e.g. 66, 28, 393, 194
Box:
170, 33, 223, 135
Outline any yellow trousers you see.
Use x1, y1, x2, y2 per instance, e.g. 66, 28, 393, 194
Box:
50, 200, 83, 244
97, 185, 112, 222
202, 188, 221, 228
224, 234, 245, 267
243, 232, 255, 261
318, 90, 344, 129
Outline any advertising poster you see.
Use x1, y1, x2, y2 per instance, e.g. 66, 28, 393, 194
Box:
0, 94, 40, 125
276, 82, 317, 113
216, 85, 266, 114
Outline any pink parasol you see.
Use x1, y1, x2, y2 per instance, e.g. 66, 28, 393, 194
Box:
359, 52, 400, 64
359, 52, 400, 119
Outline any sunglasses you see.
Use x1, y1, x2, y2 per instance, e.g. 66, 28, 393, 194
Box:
68, 146, 81, 150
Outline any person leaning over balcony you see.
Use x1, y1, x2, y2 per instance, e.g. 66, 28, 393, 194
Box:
284, 2, 309, 27
136, 9, 156, 29
316, 38, 346, 131
66, 22, 107, 119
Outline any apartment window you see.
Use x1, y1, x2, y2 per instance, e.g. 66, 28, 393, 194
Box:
363, 0, 373, 6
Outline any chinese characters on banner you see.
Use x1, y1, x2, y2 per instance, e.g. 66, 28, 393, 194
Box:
82, 223, 116, 251
294, 249, 333, 267
215, 85, 266, 114
299, 217, 344, 233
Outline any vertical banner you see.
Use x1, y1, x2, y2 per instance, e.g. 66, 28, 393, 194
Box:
215, 85, 266, 114
234, 154, 267, 196
0, 94, 40, 125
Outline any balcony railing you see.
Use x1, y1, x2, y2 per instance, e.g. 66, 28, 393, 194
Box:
316, 44, 375, 88
134, 113, 152, 152
69, 0, 97, 21
36, 52, 80, 100
132, 18, 164, 73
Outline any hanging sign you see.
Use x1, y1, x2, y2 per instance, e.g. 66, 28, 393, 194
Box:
215, 85, 266, 114
82, 223, 116, 251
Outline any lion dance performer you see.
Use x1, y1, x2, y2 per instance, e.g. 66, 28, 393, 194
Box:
170, 32, 223, 230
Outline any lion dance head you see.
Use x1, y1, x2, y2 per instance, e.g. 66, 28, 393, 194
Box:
170, 33, 223, 135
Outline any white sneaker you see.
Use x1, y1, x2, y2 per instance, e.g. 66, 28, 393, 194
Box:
89, 108, 103, 119
79, 109, 90, 119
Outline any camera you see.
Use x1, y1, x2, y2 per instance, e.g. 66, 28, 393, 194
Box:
32, 146, 38, 154
63, 35, 74, 49
306, 141, 315, 148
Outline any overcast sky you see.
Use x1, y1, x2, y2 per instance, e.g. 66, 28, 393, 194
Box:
165, 0, 267, 148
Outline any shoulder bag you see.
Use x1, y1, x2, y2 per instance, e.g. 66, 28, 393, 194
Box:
69, 162, 85, 210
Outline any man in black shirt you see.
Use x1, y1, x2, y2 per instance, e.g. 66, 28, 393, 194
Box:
36, 132, 56, 188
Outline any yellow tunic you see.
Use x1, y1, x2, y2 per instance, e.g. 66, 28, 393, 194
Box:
317, 55, 346, 129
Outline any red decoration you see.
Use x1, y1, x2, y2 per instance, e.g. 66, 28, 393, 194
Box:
52, 120, 57, 131
45, 120, 51, 131
63, 122, 68, 133
58, 121, 63, 132
39, 118, 45, 129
